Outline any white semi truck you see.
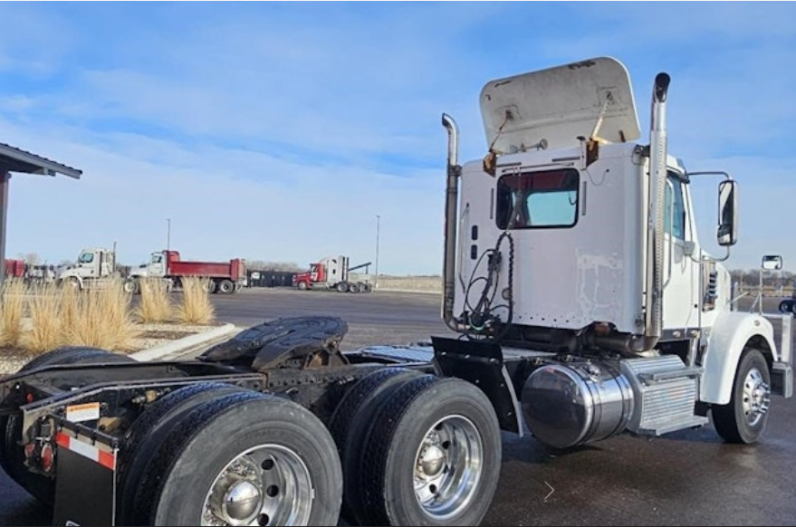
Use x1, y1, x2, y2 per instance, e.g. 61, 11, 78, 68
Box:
0, 57, 791, 527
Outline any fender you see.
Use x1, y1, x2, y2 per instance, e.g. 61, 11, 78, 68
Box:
701, 311, 778, 405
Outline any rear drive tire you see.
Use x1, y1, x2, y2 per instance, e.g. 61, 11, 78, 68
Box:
328, 368, 424, 523
217, 279, 235, 295
348, 283, 360, 294
354, 375, 502, 526
336, 282, 348, 293
1, 348, 134, 505
713, 348, 771, 444
116, 382, 249, 525
202, 279, 218, 294
131, 391, 342, 526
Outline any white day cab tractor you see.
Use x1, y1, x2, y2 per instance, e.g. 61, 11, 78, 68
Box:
0, 57, 791, 527
56, 248, 121, 290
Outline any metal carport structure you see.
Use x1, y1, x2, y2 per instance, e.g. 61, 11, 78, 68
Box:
0, 142, 82, 283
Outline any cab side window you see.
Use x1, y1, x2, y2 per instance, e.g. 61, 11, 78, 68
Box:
664, 172, 686, 240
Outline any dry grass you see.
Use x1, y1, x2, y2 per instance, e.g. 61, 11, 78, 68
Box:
21, 280, 141, 354
66, 281, 140, 351
22, 282, 64, 354
136, 278, 174, 323
176, 277, 216, 325
0, 278, 27, 348
375, 276, 442, 293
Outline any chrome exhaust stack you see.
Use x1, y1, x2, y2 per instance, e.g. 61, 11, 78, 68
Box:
644, 73, 671, 345
441, 113, 462, 331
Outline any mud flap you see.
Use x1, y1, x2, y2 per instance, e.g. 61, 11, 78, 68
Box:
431, 336, 524, 436
52, 433, 116, 526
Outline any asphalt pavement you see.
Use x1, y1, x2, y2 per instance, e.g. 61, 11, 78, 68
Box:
1, 288, 794, 526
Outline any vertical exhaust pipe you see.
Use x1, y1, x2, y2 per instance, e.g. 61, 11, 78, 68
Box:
645, 73, 671, 344
441, 113, 461, 330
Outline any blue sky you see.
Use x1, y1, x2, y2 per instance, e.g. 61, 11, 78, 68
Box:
1, 2, 794, 274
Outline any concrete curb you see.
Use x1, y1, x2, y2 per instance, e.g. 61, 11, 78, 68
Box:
131, 323, 240, 362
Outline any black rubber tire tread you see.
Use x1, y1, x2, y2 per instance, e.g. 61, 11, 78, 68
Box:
131, 391, 343, 526
218, 279, 235, 294
1, 348, 133, 505
713, 348, 771, 444
356, 375, 502, 526
779, 300, 791, 313
115, 382, 247, 525
327, 368, 423, 522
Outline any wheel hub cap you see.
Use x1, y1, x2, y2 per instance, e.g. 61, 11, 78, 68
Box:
742, 367, 770, 427
420, 445, 445, 477
223, 480, 262, 522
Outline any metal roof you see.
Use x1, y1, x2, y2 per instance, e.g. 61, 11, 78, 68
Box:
0, 141, 82, 179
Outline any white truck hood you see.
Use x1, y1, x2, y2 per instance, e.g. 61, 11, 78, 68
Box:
479, 56, 641, 153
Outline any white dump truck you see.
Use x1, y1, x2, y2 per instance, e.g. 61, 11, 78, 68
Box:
0, 57, 791, 527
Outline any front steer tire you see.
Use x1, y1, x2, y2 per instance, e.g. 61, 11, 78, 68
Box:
713, 348, 771, 444
354, 375, 502, 526
130, 391, 343, 526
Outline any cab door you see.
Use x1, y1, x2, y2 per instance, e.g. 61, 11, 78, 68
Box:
148, 253, 166, 277
662, 171, 699, 331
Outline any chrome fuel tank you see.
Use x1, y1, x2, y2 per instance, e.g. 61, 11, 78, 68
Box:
521, 360, 634, 449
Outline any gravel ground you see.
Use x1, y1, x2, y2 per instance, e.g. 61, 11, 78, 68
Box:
0, 322, 221, 374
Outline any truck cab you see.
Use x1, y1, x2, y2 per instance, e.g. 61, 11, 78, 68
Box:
441, 56, 792, 446
57, 248, 116, 289
128, 251, 168, 280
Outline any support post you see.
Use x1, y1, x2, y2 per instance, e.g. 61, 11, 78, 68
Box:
375, 214, 380, 289
0, 170, 10, 285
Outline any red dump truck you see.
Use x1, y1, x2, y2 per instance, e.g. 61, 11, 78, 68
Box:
125, 249, 247, 294
4, 259, 26, 279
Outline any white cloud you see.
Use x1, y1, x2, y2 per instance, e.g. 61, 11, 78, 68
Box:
0, 2, 794, 274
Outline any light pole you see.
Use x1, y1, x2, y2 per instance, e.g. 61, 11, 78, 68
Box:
166, 218, 171, 251
375, 214, 380, 289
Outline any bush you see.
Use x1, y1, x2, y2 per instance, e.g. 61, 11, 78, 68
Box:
176, 277, 216, 325
136, 278, 174, 323
0, 278, 27, 348
66, 281, 140, 351
22, 280, 141, 354
23, 282, 64, 354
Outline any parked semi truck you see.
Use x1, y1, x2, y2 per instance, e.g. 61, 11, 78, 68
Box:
125, 250, 247, 295
293, 255, 373, 293
1, 57, 793, 527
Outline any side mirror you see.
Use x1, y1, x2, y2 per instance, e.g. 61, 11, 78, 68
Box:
717, 179, 738, 246
762, 255, 783, 271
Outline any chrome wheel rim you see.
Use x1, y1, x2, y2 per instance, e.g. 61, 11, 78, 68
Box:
412, 415, 483, 521
202, 444, 313, 526
742, 367, 770, 427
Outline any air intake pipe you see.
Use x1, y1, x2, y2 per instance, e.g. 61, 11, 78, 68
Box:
644, 73, 671, 345
441, 113, 462, 331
